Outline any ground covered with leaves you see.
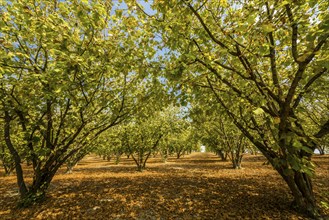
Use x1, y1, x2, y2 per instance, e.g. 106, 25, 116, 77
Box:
0, 153, 328, 219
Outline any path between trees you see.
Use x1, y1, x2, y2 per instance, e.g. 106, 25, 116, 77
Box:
0, 153, 328, 219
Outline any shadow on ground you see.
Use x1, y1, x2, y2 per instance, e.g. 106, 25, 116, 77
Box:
0, 153, 328, 220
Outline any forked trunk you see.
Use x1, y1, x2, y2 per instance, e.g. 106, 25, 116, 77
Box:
65, 164, 74, 174
4, 111, 28, 197
279, 168, 319, 218
232, 159, 242, 169
176, 150, 183, 159
136, 164, 144, 172
115, 153, 121, 164
3, 163, 15, 176
230, 149, 243, 169
161, 152, 168, 163
18, 169, 56, 207
217, 150, 227, 161
260, 146, 320, 218
317, 146, 325, 155
132, 151, 147, 172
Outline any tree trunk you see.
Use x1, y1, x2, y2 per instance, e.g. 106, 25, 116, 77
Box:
217, 150, 227, 161
18, 168, 56, 207
65, 162, 75, 174
277, 167, 319, 218
65, 151, 87, 173
251, 149, 257, 155
137, 164, 143, 172
230, 149, 243, 169
131, 152, 146, 172
161, 149, 168, 163
115, 152, 121, 164
276, 125, 320, 218
317, 146, 325, 155
66, 165, 74, 174
176, 150, 183, 159
115, 156, 120, 164
3, 162, 15, 176
232, 158, 242, 169
4, 111, 28, 197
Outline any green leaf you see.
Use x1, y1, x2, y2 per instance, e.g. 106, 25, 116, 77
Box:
279, 1, 289, 7
261, 24, 275, 33
318, 60, 329, 69
253, 108, 264, 115
302, 166, 314, 177
308, 0, 317, 8
300, 145, 314, 154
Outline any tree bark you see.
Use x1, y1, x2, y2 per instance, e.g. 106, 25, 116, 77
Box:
18, 168, 57, 207
65, 165, 74, 174
217, 149, 227, 161
275, 166, 319, 218
317, 146, 325, 155
232, 157, 242, 169
4, 111, 28, 197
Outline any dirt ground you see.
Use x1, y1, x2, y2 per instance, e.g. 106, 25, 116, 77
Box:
0, 153, 328, 220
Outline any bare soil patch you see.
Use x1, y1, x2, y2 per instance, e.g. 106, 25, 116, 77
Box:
0, 153, 328, 219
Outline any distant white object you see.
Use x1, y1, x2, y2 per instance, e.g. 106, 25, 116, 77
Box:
201, 146, 206, 153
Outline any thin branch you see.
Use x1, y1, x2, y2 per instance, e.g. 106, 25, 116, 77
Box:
265, 2, 282, 98
314, 120, 329, 138
206, 77, 277, 159
303, 33, 329, 64
135, 2, 165, 22
0, 63, 33, 70
195, 0, 208, 11
53, 99, 71, 147
235, 45, 282, 105
196, 58, 276, 117
293, 68, 328, 109
285, 4, 299, 63
192, 38, 249, 79
186, 2, 237, 56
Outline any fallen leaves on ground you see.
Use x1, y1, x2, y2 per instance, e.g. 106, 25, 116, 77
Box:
0, 153, 328, 219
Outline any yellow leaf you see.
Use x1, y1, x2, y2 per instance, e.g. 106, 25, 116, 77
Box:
273, 117, 280, 124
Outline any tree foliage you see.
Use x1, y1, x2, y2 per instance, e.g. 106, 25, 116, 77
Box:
191, 102, 251, 169
131, 0, 329, 217
1, 0, 329, 218
0, 0, 158, 205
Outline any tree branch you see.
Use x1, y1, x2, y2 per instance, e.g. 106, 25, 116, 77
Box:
206, 77, 278, 160
293, 68, 328, 109
186, 2, 237, 56
266, 2, 282, 98
196, 58, 276, 116
314, 120, 329, 138
285, 4, 299, 63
